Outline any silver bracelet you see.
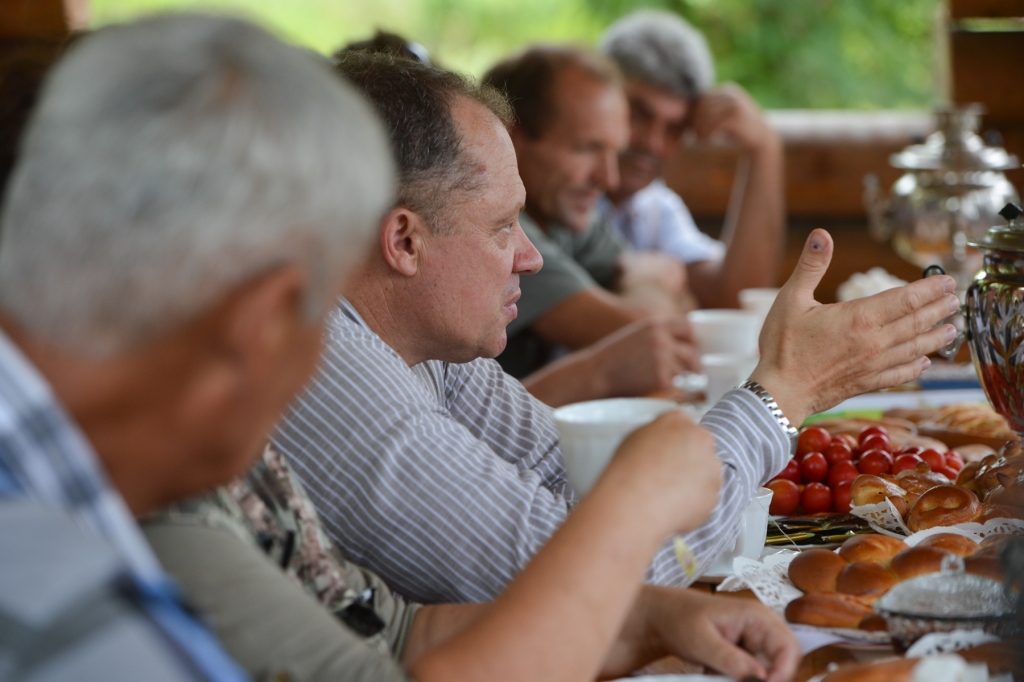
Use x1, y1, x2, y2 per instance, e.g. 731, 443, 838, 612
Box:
739, 380, 799, 454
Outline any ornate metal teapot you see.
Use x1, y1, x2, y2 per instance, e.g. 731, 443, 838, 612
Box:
867, 105, 1020, 288
932, 203, 1024, 440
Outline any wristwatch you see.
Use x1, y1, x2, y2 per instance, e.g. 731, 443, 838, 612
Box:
739, 379, 799, 455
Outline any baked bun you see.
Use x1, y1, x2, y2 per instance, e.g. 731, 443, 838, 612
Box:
906, 485, 980, 531
896, 470, 950, 505
835, 560, 897, 600
784, 592, 873, 629
857, 613, 888, 632
964, 553, 1005, 582
916, 532, 980, 557
890, 546, 953, 580
959, 641, 1023, 678
788, 548, 849, 593
978, 533, 1013, 554
976, 503, 1024, 523
838, 534, 907, 564
851, 475, 900, 507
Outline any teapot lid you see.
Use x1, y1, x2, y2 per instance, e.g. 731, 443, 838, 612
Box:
968, 203, 1024, 252
891, 105, 1020, 172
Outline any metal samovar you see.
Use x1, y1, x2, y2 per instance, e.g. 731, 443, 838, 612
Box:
931, 204, 1024, 441
866, 105, 1020, 289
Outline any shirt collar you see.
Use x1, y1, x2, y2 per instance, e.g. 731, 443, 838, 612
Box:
0, 328, 164, 581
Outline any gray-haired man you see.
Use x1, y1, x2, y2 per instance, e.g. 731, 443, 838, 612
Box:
599, 10, 786, 308
0, 13, 392, 680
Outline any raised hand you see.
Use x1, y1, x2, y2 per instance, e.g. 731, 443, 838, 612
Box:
750, 229, 958, 426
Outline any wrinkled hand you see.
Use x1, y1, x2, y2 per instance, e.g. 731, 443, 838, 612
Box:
618, 250, 688, 297
750, 229, 958, 426
586, 316, 700, 397
690, 84, 778, 155
599, 411, 720, 536
644, 587, 801, 682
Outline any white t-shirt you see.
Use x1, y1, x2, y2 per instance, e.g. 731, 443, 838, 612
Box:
599, 179, 726, 264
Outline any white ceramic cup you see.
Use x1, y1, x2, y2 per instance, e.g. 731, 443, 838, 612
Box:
706, 486, 774, 575
687, 309, 759, 357
739, 287, 780, 339
553, 398, 679, 497
702, 352, 760, 404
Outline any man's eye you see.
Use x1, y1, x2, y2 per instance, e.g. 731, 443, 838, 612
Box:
503, 223, 513, 232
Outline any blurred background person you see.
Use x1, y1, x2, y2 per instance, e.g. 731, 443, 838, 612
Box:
599, 10, 785, 309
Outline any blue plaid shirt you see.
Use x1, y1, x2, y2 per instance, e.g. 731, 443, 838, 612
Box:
0, 329, 249, 682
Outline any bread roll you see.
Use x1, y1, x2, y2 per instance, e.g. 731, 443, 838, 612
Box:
896, 470, 950, 505
976, 503, 1024, 523
851, 474, 905, 507
835, 560, 897, 600
906, 485, 980, 531
788, 548, 849, 593
857, 613, 888, 632
916, 532, 980, 557
964, 553, 1005, 582
784, 592, 873, 629
838, 534, 907, 564
890, 546, 954, 580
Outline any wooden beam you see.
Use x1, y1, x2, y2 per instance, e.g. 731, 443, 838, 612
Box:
0, 0, 88, 40
950, 0, 1024, 19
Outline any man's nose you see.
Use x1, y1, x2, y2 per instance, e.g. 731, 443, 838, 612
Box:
513, 225, 543, 275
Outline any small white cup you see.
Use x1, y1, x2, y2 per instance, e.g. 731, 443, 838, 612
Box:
702, 353, 759, 404
553, 398, 678, 497
687, 309, 759, 357
706, 486, 774, 575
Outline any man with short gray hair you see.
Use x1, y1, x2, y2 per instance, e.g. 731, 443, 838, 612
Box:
599, 10, 785, 309
0, 13, 392, 680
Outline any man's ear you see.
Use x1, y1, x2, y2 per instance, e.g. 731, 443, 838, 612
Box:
180, 265, 312, 422
379, 207, 430, 278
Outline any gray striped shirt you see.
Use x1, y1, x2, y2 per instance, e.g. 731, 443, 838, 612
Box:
274, 299, 790, 604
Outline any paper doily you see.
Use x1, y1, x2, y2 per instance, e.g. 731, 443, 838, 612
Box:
851, 498, 911, 535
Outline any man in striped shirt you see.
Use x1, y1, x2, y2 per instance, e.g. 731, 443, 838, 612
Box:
274, 52, 960, 605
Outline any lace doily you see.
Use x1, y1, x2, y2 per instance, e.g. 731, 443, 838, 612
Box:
851, 498, 912, 535
719, 552, 801, 612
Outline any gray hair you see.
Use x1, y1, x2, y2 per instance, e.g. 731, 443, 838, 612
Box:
600, 10, 715, 100
0, 13, 394, 358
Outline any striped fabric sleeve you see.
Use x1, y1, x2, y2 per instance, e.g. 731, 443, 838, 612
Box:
272, 304, 575, 605
647, 388, 791, 586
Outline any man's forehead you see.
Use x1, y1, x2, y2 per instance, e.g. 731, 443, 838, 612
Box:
547, 66, 626, 130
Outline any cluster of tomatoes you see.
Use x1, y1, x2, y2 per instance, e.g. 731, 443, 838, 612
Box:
766, 424, 966, 516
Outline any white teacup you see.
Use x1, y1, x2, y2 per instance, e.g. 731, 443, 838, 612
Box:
702, 353, 759, 404
739, 287, 780, 339
706, 486, 774, 576
553, 398, 678, 497
687, 309, 759, 357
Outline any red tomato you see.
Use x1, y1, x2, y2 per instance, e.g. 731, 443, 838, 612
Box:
920, 449, 946, 471
800, 452, 829, 483
773, 459, 802, 484
857, 425, 889, 448
893, 453, 924, 475
934, 465, 960, 481
945, 452, 965, 471
836, 434, 859, 452
827, 460, 859, 488
861, 434, 893, 454
833, 479, 854, 513
797, 427, 833, 457
824, 441, 854, 466
767, 479, 800, 516
802, 482, 833, 513
858, 449, 893, 476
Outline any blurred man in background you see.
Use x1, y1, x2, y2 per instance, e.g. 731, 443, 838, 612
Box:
599, 10, 785, 309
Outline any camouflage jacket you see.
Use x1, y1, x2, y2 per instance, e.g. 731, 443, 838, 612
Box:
148, 444, 419, 658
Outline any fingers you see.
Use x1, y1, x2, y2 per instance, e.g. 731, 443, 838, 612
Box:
666, 314, 694, 341
699, 635, 768, 682
879, 290, 959, 343
858, 274, 956, 327
868, 356, 933, 394
740, 613, 803, 682
674, 341, 701, 373
777, 229, 833, 303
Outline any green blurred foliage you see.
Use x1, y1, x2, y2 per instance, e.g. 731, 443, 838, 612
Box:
90, 0, 943, 109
